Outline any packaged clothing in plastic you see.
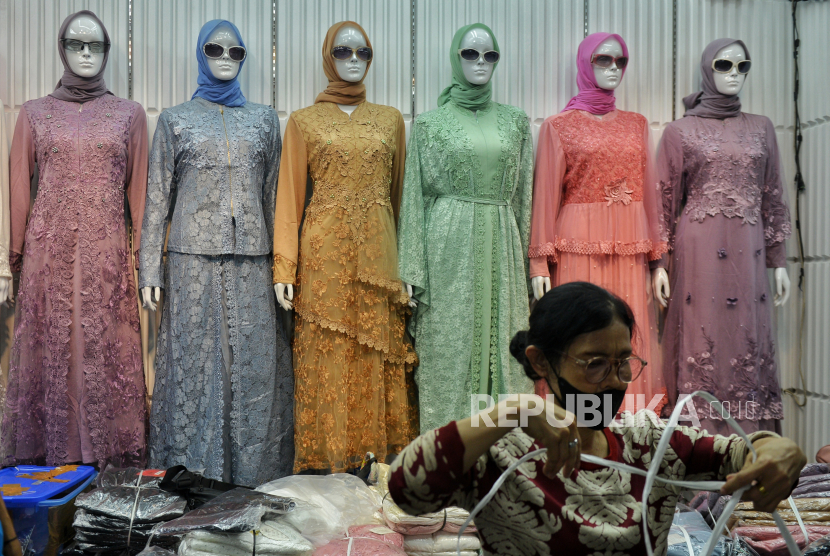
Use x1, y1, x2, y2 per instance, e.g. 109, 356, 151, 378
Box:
735, 498, 830, 513
666, 508, 728, 556
803, 533, 830, 556
178, 520, 313, 555
312, 537, 407, 556
75, 486, 188, 522
732, 525, 830, 556
381, 497, 476, 536
256, 474, 383, 546
403, 531, 481, 553
153, 488, 295, 536
137, 547, 178, 556
346, 525, 403, 548
802, 464, 830, 477
97, 467, 168, 488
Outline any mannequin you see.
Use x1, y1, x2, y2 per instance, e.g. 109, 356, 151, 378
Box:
0, 100, 10, 305
3, 10, 147, 468
528, 33, 668, 414
397, 23, 534, 434
139, 20, 293, 486
272, 21, 417, 473
657, 39, 791, 435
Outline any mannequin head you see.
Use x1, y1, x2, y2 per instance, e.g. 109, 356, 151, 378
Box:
204, 22, 243, 81
458, 27, 496, 85
62, 15, 106, 77
711, 42, 748, 96
332, 24, 369, 83
592, 38, 624, 90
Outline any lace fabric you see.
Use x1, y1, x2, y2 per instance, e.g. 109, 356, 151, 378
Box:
141, 99, 293, 486
396, 101, 534, 434
273, 101, 418, 472
0, 101, 10, 279
3, 95, 148, 468
657, 114, 789, 433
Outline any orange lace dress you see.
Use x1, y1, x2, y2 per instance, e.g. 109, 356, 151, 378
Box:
273, 101, 418, 472
528, 110, 668, 412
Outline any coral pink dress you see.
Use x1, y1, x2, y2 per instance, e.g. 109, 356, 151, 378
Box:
528, 109, 667, 412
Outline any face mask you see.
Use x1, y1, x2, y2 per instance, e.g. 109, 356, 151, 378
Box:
548, 374, 626, 431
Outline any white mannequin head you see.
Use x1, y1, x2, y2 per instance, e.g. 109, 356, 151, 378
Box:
459, 28, 495, 85
333, 24, 368, 83
712, 43, 747, 96
205, 23, 242, 81
592, 38, 624, 90
63, 15, 105, 77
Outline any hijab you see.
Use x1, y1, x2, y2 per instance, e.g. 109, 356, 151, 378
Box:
561, 32, 628, 115
50, 10, 113, 103
438, 23, 500, 112
315, 21, 373, 105
683, 38, 748, 119
192, 19, 247, 107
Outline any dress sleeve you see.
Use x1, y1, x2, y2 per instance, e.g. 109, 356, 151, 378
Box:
125, 104, 149, 269
760, 118, 791, 268
654, 123, 685, 270
138, 111, 175, 289
512, 114, 534, 284
397, 121, 428, 300
0, 103, 11, 279
528, 119, 566, 278
389, 111, 406, 227
388, 421, 477, 515
9, 106, 36, 273
262, 110, 281, 242
642, 120, 669, 265
272, 114, 308, 285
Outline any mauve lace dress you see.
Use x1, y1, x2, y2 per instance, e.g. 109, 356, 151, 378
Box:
3, 95, 148, 467
656, 113, 791, 435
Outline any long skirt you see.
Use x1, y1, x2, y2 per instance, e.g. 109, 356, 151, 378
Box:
149, 253, 294, 486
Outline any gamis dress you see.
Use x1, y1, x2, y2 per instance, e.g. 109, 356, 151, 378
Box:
657, 114, 790, 434
397, 100, 535, 434
273, 101, 418, 473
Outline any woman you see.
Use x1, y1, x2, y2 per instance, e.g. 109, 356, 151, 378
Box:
388, 282, 805, 555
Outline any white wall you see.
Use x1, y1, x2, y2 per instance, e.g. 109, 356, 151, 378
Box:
0, 0, 827, 456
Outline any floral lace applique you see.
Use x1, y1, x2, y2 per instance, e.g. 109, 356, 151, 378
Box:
605, 178, 635, 206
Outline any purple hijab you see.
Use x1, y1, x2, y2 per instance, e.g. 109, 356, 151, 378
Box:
683, 38, 749, 119
562, 32, 628, 115
51, 10, 112, 103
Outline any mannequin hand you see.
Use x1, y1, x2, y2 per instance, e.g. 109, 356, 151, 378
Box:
774, 268, 790, 307
141, 286, 161, 312
0, 277, 10, 306
404, 282, 417, 308
652, 268, 670, 308
531, 276, 551, 301
275, 283, 294, 311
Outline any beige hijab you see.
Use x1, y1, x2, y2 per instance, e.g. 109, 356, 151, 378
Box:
314, 21, 373, 105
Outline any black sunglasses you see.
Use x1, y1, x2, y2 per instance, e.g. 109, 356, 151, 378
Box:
331, 45, 373, 62
61, 39, 110, 54
203, 42, 247, 62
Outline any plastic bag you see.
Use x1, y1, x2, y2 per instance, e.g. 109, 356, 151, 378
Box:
136, 547, 177, 556
312, 537, 407, 556
803, 533, 830, 556
178, 520, 313, 555
666, 508, 728, 556
152, 488, 295, 536
732, 526, 830, 556
75, 486, 188, 522
346, 525, 403, 548
97, 467, 168, 488
256, 474, 383, 546
403, 531, 481, 553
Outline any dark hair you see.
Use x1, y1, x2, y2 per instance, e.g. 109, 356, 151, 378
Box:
509, 282, 636, 381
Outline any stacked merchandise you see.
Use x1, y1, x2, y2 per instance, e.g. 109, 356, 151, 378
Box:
313, 524, 407, 555
67, 468, 186, 555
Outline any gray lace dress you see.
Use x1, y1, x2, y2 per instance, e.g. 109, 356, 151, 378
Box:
657, 113, 791, 435
139, 97, 293, 485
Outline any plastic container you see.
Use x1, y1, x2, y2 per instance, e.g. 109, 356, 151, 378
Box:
0, 466, 96, 556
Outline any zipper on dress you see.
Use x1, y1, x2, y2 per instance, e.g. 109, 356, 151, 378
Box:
219, 107, 236, 226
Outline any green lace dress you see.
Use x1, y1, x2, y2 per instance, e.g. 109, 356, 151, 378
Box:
398, 100, 534, 433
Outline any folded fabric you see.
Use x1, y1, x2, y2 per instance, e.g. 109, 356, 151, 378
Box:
736, 526, 830, 556
732, 526, 830, 542
803, 533, 830, 555
735, 520, 830, 528
803, 464, 830, 477
736, 498, 830, 513
347, 525, 404, 548
313, 537, 407, 555
179, 521, 312, 555
403, 532, 481, 553
733, 511, 830, 523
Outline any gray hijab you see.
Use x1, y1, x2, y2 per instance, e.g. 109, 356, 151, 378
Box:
683, 38, 749, 119
50, 10, 113, 103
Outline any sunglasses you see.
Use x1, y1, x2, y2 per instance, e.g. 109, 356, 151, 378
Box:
590, 54, 628, 69
559, 353, 646, 384
458, 48, 500, 64
711, 58, 751, 74
61, 39, 110, 54
203, 42, 247, 62
331, 45, 373, 62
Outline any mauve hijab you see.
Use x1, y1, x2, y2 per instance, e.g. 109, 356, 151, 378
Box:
562, 32, 628, 115
683, 38, 749, 119
51, 10, 113, 103
315, 21, 373, 106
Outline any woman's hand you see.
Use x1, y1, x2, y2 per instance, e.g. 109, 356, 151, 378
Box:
720, 437, 806, 513
521, 396, 581, 479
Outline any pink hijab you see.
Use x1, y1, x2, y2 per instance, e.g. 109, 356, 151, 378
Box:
562, 32, 628, 115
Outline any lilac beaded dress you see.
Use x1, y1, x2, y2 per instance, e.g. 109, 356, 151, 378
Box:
657, 113, 791, 435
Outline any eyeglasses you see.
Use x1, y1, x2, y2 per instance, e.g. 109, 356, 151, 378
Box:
590, 54, 628, 69
559, 353, 646, 384
331, 45, 373, 62
458, 48, 500, 64
711, 58, 751, 75
60, 39, 110, 54
203, 43, 247, 62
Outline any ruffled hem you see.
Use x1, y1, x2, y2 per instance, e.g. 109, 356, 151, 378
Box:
356, 269, 410, 306
529, 238, 668, 262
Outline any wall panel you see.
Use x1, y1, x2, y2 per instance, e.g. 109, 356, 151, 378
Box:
798, 0, 830, 125
801, 123, 830, 259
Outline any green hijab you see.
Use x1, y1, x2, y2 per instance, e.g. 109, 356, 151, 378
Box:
438, 23, 500, 111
